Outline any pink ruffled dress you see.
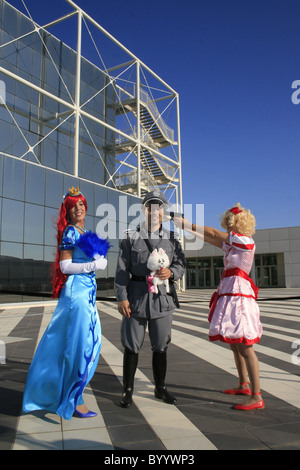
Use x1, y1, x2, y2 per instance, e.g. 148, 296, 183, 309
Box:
209, 232, 262, 345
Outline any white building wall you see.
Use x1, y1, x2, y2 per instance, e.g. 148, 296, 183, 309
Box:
254, 227, 300, 288
184, 226, 300, 288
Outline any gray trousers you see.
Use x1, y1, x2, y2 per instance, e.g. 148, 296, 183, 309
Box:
121, 314, 173, 354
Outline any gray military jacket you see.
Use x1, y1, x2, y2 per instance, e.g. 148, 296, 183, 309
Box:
115, 224, 186, 319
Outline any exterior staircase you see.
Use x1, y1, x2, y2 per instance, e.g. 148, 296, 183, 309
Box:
115, 88, 178, 194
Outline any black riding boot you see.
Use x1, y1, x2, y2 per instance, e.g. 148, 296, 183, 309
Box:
152, 350, 177, 404
120, 348, 138, 408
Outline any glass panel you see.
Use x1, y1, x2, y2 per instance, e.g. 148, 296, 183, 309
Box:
79, 153, 96, 182
3, 74, 16, 99
214, 268, 222, 286
263, 254, 277, 266
94, 185, 108, 210
187, 259, 196, 268
198, 269, 211, 287
17, 40, 33, 75
213, 257, 223, 267
23, 257, 47, 284
41, 139, 58, 170
19, 12, 34, 38
205, 269, 211, 287
63, 175, 80, 195
3, 156, 25, 200
8, 258, 23, 283
60, 39, 75, 73
0, 258, 9, 284
188, 269, 196, 287
263, 267, 270, 286
198, 269, 204, 287
0, 119, 13, 153
45, 170, 64, 209
24, 244, 43, 261
32, 50, 41, 83
0, 242, 23, 287
25, 165, 45, 204
0, 154, 3, 197
44, 245, 56, 262
198, 258, 211, 268
57, 146, 73, 175
271, 267, 278, 286
2, 2, 18, 36
84, 214, 94, 232
15, 82, 31, 107
44, 207, 58, 246
2, 198, 24, 242
0, 35, 18, 71
90, 156, 104, 184
24, 203, 44, 244
45, 57, 60, 93
106, 251, 118, 279
1, 241, 22, 258
256, 267, 261, 286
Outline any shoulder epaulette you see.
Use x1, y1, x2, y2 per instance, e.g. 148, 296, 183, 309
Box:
124, 228, 133, 238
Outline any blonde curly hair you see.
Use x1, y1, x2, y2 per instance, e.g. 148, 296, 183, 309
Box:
220, 202, 256, 237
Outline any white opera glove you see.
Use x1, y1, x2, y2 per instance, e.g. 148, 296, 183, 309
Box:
93, 254, 108, 270
60, 256, 107, 274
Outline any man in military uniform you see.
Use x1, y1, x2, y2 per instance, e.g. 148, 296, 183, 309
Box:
115, 190, 186, 408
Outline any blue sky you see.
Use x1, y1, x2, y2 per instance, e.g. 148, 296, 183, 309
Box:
7, 0, 300, 230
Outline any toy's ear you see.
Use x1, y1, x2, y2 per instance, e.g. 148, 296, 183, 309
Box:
159, 248, 165, 255
152, 249, 158, 256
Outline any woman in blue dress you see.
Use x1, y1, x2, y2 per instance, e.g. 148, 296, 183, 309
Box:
22, 187, 109, 420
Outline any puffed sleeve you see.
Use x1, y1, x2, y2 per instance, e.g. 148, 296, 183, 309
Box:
59, 226, 77, 251
229, 231, 255, 251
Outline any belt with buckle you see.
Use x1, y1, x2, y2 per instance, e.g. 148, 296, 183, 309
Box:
131, 275, 147, 282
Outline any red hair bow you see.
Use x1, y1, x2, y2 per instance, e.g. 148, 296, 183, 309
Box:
230, 206, 242, 215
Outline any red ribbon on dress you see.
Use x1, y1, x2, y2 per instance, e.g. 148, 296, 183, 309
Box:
221, 268, 259, 299
208, 268, 259, 323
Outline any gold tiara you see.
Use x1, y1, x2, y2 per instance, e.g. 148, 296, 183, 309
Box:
68, 186, 80, 197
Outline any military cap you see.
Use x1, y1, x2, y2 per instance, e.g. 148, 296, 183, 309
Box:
142, 190, 168, 207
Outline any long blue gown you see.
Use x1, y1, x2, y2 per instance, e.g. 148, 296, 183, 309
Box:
22, 226, 101, 420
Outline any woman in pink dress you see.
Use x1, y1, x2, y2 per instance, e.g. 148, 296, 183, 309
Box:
174, 203, 264, 411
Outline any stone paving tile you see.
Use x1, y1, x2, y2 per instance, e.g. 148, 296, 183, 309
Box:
0, 289, 299, 450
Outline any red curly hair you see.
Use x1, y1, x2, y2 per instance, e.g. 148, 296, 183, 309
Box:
51, 193, 88, 298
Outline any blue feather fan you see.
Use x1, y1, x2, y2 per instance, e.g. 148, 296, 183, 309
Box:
77, 231, 111, 258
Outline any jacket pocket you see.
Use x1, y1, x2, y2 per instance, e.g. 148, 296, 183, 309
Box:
131, 246, 149, 269
158, 285, 172, 312
128, 282, 147, 313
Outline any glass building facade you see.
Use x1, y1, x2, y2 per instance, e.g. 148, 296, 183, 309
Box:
0, 0, 142, 300
186, 252, 286, 289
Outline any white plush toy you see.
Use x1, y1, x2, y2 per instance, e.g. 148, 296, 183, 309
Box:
146, 248, 170, 294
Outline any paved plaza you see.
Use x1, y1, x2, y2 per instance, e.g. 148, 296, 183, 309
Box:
0, 288, 300, 451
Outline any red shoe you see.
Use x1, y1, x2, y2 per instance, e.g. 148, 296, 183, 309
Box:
223, 382, 251, 395
224, 387, 251, 395
234, 392, 265, 411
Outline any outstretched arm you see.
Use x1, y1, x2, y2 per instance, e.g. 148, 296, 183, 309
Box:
174, 217, 229, 249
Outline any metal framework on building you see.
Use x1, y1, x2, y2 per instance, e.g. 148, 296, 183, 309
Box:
0, 0, 183, 209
